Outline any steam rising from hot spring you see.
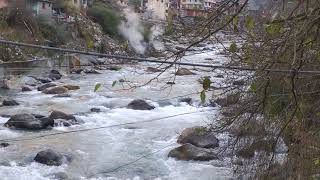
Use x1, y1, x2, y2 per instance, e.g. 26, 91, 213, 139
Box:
118, 8, 146, 54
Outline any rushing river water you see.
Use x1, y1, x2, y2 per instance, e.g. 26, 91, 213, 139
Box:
0, 44, 234, 180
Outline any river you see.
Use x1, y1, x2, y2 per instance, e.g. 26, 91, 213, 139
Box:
0, 43, 234, 180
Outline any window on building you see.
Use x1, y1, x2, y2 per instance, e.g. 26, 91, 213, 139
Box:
74, 0, 77, 4
161, 0, 163, 3
48, 3, 51, 7
42, 2, 45, 9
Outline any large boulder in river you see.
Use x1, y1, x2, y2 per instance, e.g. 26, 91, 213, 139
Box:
49, 111, 78, 127
4, 114, 53, 130
63, 85, 80, 90
177, 127, 219, 148
175, 68, 196, 76
146, 67, 162, 73
34, 149, 66, 166
48, 70, 63, 80
84, 69, 101, 74
49, 111, 76, 121
35, 77, 52, 84
43, 86, 68, 94
38, 83, 57, 91
168, 144, 218, 161
22, 86, 32, 92
2, 99, 19, 106
127, 99, 155, 110
22, 76, 39, 86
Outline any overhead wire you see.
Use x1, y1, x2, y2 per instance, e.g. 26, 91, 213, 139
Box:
89, 142, 177, 177
1, 39, 320, 74
0, 109, 211, 143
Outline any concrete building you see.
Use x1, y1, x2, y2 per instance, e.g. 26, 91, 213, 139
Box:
145, 0, 170, 20
4, 0, 53, 18
30, 0, 54, 17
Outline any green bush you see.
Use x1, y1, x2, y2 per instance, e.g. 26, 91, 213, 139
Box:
39, 21, 71, 46
87, 2, 121, 37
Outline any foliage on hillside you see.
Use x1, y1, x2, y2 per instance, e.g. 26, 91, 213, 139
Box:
0, 6, 125, 62
87, 2, 121, 37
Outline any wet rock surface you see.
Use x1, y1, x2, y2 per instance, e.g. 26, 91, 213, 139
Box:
175, 68, 196, 76
49, 111, 79, 127
53, 94, 71, 98
177, 127, 219, 148
37, 83, 57, 91
43, 86, 68, 94
49, 111, 76, 121
178, 98, 193, 105
48, 70, 63, 80
0, 142, 9, 148
168, 144, 218, 161
90, 108, 101, 112
22, 86, 32, 92
2, 99, 19, 106
127, 99, 155, 110
63, 85, 80, 90
4, 114, 54, 130
34, 149, 67, 166
146, 67, 162, 73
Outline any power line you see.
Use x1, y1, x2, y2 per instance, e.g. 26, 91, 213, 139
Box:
89, 142, 176, 178
0, 109, 210, 143
1, 39, 320, 74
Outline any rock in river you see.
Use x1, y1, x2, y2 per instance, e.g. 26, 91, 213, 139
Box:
4, 114, 53, 130
175, 68, 196, 76
168, 144, 218, 161
177, 126, 219, 148
49, 111, 79, 127
22, 86, 32, 92
90, 108, 101, 112
146, 67, 162, 73
43, 86, 68, 94
2, 99, 19, 106
0, 142, 9, 148
53, 94, 71, 98
34, 149, 66, 166
63, 85, 80, 90
48, 70, 63, 80
49, 110, 76, 121
127, 99, 155, 110
37, 83, 57, 91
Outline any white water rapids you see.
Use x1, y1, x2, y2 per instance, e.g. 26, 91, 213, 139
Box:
0, 43, 234, 180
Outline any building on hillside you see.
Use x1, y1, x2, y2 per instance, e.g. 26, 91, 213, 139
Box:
30, 0, 54, 17
144, 0, 180, 20
4, 0, 54, 18
180, 0, 204, 17
179, 0, 225, 18
145, 0, 170, 20
203, 0, 216, 10
71, 0, 88, 10
53, 0, 88, 15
